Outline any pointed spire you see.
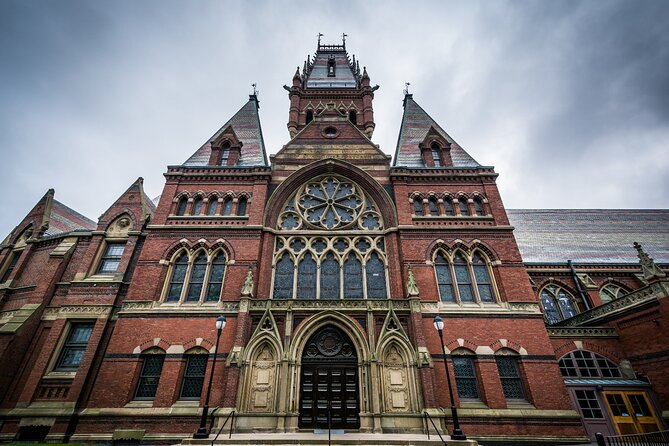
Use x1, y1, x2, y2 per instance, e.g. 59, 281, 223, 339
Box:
362, 66, 369, 79
294, 66, 300, 80
634, 242, 666, 281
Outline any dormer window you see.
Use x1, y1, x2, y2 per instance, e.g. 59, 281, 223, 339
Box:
220, 142, 231, 166
431, 143, 442, 167
327, 55, 336, 77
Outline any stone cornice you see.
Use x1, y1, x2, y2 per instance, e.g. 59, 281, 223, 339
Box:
547, 327, 619, 338
42, 305, 113, 320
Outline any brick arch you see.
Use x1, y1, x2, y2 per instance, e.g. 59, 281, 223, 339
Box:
183, 337, 215, 352
173, 191, 190, 202
444, 338, 478, 354
103, 210, 137, 232
133, 338, 171, 354
581, 342, 622, 362
470, 241, 501, 262
264, 159, 398, 229
490, 339, 527, 355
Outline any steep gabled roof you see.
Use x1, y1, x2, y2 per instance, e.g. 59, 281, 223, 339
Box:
304, 49, 358, 90
45, 199, 96, 236
508, 209, 669, 264
393, 94, 481, 168
183, 95, 268, 167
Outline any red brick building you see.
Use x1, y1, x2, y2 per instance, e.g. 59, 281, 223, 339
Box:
1, 39, 667, 444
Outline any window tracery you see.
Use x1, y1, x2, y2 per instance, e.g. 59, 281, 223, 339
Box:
272, 175, 387, 300
539, 284, 578, 325
559, 350, 622, 378
164, 249, 227, 304
600, 283, 627, 303
433, 248, 498, 304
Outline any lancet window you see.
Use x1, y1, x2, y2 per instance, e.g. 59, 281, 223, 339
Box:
164, 249, 227, 304
539, 284, 579, 325
272, 175, 387, 300
434, 249, 497, 304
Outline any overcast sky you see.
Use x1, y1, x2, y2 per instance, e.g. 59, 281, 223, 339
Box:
1, 0, 668, 238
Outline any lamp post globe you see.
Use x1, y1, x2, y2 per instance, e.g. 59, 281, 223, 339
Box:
432, 315, 466, 441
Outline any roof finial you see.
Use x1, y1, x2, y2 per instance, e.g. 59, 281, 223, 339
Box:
252, 83, 258, 97
634, 242, 666, 281
404, 82, 411, 95
317, 32, 323, 49
342, 33, 348, 48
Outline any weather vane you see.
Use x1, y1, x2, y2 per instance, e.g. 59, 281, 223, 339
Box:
252, 83, 259, 97
318, 32, 323, 48
404, 82, 411, 95
342, 33, 348, 46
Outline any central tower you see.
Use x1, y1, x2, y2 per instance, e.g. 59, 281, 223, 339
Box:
285, 37, 377, 138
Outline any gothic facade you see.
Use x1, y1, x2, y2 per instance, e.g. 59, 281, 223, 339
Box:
1, 40, 667, 444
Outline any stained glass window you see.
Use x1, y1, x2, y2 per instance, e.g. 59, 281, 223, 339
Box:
180, 354, 207, 399
458, 198, 470, 216
297, 253, 317, 299
192, 197, 203, 216
365, 252, 387, 299
55, 323, 94, 371
600, 284, 626, 302
435, 253, 454, 302
273, 253, 294, 299
454, 253, 473, 302
444, 199, 455, 216
135, 354, 165, 399
223, 197, 233, 216
207, 197, 218, 216
428, 197, 439, 216
540, 285, 578, 325
496, 356, 525, 400
453, 355, 479, 399
413, 199, 424, 216
186, 252, 207, 301
167, 253, 188, 301
206, 254, 226, 301
320, 252, 340, 299
473, 253, 493, 302
473, 197, 484, 215
344, 255, 363, 299
237, 197, 247, 216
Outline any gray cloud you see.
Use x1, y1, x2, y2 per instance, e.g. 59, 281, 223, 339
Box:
1, 0, 668, 238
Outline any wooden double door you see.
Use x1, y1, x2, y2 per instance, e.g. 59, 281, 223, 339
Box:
603, 391, 662, 435
298, 326, 360, 430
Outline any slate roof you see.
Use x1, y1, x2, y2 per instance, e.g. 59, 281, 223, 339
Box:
44, 200, 96, 236
508, 209, 669, 264
305, 50, 358, 89
393, 95, 481, 168
183, 96, 268, 167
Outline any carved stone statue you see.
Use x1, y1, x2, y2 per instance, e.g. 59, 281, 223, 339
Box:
241, 268, 254, 297
406, 265, 419, 297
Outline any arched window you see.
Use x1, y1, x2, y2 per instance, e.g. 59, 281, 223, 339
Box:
435, 252, 455, 302
600, 284, 626, 303
413, 198, 424, 216
206, 253, 226, 301
237, 196, 248, 216
559, 350, 622, 378
180, 350, 207, 399
192, 197, 203, 216
222, 197, 233, 215
135, 349, 165, 400
495, 353, 525, 401
176, 197, 188, 216
472, 252, 494, 302
458, 197, 470, 216
344, 254, 363, 299
220, 142, 231, 166
443, 197, 455, 216
365, 252, 387, 299
185, 252, 207, 301
540, 284, 578, 325
349, 110, 357, 125
297, 253, 317, 299
454, 252, 473, 302
273, 253, 295, 299
434, 250, 497, 304
473, 197, 485, 215
431, 143, 442, 167
166, 253, 188, 301
207, 196, 218, 216
320, 252, 340, 299
452, 349, 479, 400
428, 197, 439, 216
305, 110, 313, 125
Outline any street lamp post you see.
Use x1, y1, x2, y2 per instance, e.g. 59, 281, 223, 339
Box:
433, 315, 467, 441
194, 315, 226, 438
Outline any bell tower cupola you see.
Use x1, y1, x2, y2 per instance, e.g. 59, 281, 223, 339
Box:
284, 34, 378, 138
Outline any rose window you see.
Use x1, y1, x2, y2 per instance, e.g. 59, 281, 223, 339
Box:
278, 175, 382, 231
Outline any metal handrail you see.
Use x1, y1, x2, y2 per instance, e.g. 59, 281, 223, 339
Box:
424, 410, 447, 445
596, 429, 669, 446
210, 409, 235, 445
207, 407, 220, 434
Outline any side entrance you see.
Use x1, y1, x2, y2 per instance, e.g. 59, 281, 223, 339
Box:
298, 326, 360, 430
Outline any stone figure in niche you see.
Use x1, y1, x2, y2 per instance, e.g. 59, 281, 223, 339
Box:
406, 265, 419, 297
241, 268, 254, 296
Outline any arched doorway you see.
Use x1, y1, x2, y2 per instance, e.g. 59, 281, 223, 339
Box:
298, 326, 360, 429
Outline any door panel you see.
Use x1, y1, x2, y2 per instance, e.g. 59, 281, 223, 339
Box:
299, 364, 359, 429
603, 391, 662, 435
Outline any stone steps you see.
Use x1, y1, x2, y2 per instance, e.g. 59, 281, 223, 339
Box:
181, 432, 478, 445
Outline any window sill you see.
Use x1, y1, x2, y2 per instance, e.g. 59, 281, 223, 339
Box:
172, 400, 200, 407
43, 371, 76, 380
506, 400, 535, 409
77, 274, 124, 283
460, 401, 488, 409
125, 400, 154, 408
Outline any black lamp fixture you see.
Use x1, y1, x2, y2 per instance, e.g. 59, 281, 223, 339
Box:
433, 315, 467, 440
194, 315, 226, 438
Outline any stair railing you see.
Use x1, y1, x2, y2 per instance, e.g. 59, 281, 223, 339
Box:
424, 410, 447, 445
210, 409, 235, 445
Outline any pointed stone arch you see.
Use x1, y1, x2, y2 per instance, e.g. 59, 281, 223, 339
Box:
239, 340, 279, 413
377, 339, 421, 413
290, 311, 369, 362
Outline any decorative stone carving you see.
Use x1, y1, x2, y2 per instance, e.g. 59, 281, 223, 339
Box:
416, 346, 433, 368
381, 345, 410, 412
547, 327, 618, 338
247, 344, 277, 412
42, 305, 112, 320
576, 273, 598, 290
634, 242, 666, 280
241, 268, 254, 297
406, 265, 419, 297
